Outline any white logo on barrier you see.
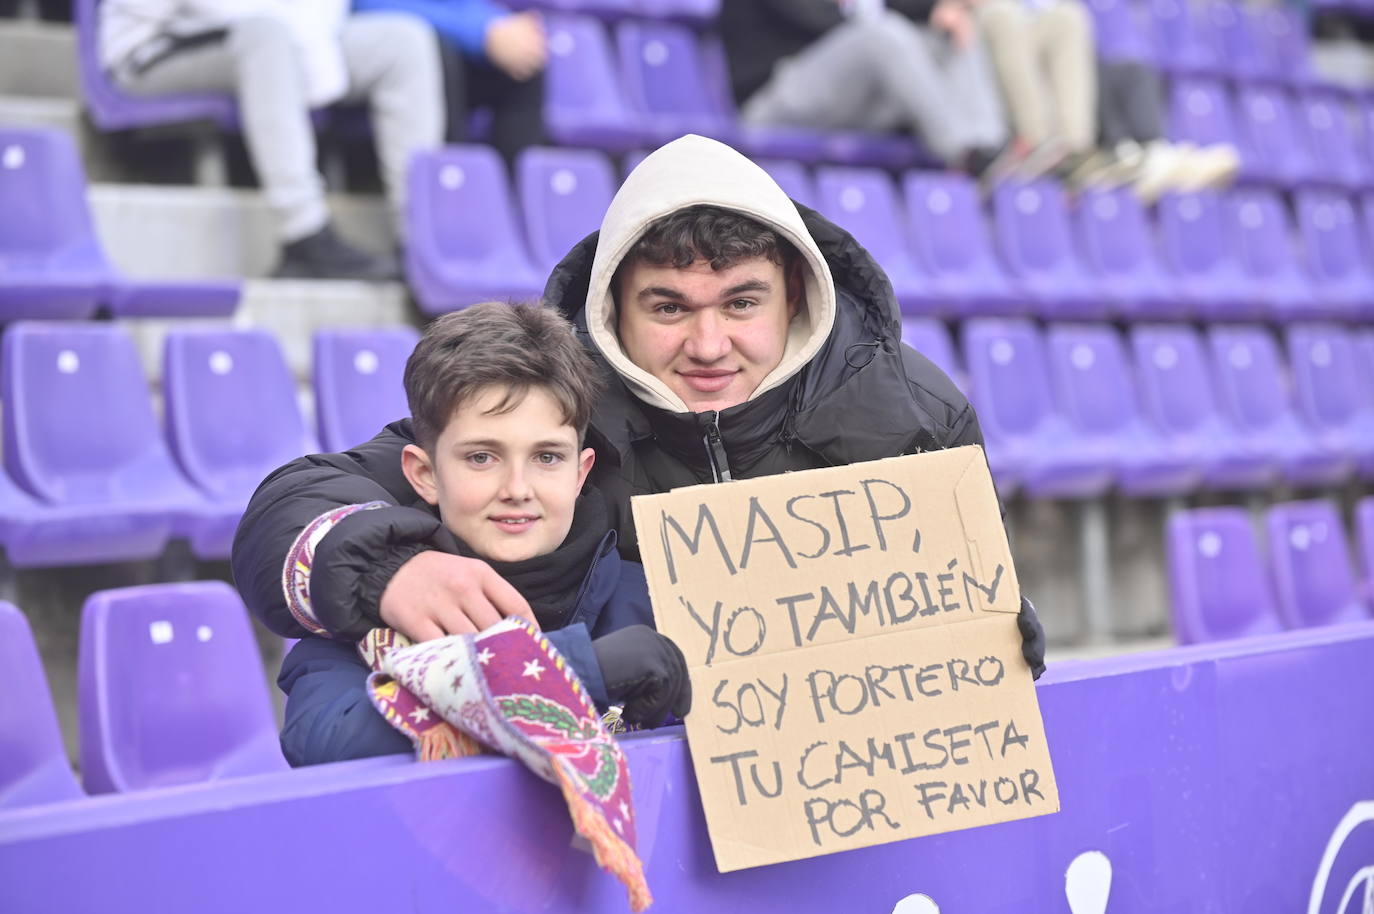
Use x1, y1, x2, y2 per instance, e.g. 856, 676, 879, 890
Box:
1153, 345, 1179, 370
551, 168, 578, 196
440, 166, 465, 191
149, 621, 173, 644
2, 144, 23, 169
1199, 531, 1223, 557
56, 350, 79, 374
926, 189, 951, 215
209, 351, 233, 375
643, 40, 668, 66
1309, 801, 1374, 914
1071, 345, 1096, 370
1228, 345, 1253, 369
549, 30, 574, 57
196, 625, 213, 642
1290, 524, 1312, 551
840, 187, 866, 213
991, 339, 1015, 365
889, 850, 1112, 913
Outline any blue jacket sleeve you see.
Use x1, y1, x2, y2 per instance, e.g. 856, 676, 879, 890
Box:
352, 0, 506, 58
278, 637, 413, 766
546, 622, 609, 710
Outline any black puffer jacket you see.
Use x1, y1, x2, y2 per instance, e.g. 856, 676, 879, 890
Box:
231, 145, 983, 640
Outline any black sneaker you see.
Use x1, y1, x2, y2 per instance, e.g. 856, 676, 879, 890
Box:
273, 224, 400, 281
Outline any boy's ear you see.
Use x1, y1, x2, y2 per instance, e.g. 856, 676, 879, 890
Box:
575, 447, 596, 494
785, 257, 805, 320
401, 444, 440, 505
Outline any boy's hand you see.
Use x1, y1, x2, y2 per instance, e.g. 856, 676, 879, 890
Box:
593, 626, 692, 727
379, 551, 536, 642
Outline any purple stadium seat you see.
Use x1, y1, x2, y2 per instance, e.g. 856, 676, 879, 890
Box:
1293, 189, 1374, 320
902, 172, 1022, 317
1046, 323, 1202, 496
1265, 500, 1372, 628
405, 146, 544, 316
1130, 323, 1276, 490
1298, 90, 1366, 191
544, 15, 646, 152
1, 322, 213, 566
1169, 78, 1241, 156
1074, 187, 1184, 320
1355, 328, 1374, 397
163, 330, 317, 517
1086, 0, 1152, 62
1283, 324, 1374, 479
990, 181, 1105, 319
754, 159, 816, 210
78, 581, 286, 794
516, 146, 617, 272
75, 0, 237, 132
899, 318, 962, 389
1149, 0, 1223, 76
1206, 324, 1352, 487
1156, 191, 1263, 320
1252, 5, 1316, 87
1224, 188, 1321, 322
0, 602, 83, 808
1358, 497, 1374, 601
312, 327, 420, 453
1166, 508, 1284, 644
1208, 0, 1267, 82
0, 128, 239, 320
1233, 84, 1321, 188
814, 166, 931, 315
638, 0, 720, 24
962, 318, 1114, 498
525, 0, 638, 19
616, 21, 734, 146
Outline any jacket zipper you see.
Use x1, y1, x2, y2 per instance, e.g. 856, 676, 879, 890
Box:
701, 411, 733, 483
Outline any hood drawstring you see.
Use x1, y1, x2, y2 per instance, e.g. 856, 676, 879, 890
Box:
700, 411, 732, 483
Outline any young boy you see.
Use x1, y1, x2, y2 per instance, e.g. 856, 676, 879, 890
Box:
275, 302, 691, 766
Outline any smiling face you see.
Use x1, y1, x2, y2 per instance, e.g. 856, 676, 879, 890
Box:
401, 385, 595, 563
615, 255, 801, 412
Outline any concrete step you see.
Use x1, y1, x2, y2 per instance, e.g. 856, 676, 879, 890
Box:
89, 182, 398, 278
0, 20, 78, 99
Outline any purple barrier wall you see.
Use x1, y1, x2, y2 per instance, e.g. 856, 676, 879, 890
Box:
2, 623, 1373, 913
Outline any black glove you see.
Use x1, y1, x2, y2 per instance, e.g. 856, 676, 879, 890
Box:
592, 625, 692, 727
1018, 596, 1047, 681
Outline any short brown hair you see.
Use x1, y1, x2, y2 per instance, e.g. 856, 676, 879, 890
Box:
618, 204, 799, 274
404, 302, 602, 451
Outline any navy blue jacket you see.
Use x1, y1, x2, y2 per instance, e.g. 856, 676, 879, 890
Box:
278, 531, 653, 767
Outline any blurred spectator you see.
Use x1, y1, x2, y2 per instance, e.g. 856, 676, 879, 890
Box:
99, 0, 444, 280
975, 0, 1098, 180
719, 0, 1010, 176
1094, 60, 1238, 201
352, 0, 547, 163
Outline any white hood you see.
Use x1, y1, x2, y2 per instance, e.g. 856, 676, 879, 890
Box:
584, 135, 837, 414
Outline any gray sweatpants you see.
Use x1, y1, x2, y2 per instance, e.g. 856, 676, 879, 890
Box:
739, 10, 1007, 165
116, 12, 443, 242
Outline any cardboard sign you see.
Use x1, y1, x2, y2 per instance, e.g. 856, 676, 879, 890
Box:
630, 447, 1059, 872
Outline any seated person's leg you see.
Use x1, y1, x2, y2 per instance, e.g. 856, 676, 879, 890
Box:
338, 11, 444, 244
467, 55, 546, 165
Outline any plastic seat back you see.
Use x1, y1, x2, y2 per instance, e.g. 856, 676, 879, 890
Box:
516, 146, 617, 272
616, 20, 728, 136
0, 602, 83, 808
1235, 84, 1317, 183
1294, 189, 1370, 288
163, 329, 315, 502
815, 166, 918, 281
312, 327, 420, 453
1130, 323, 1218, 437
2, 322, 180, 505
0, 126, 108, 274
78, 581, 284, 794
991, 180, 1079, 278
1205, 324, 1293, 432
1157, 192, 1239, 283
962, 318, 1057, 439
1357, 497, 1374, 600
543, 14, 641, 151
1266, 500, 1371, 628
900, 318, 960, 385
755, 159, 816, 210
1166, 508, 1284, 644
1046, 323, 1141, 438
411, 146, 537, 277
1300, 90, 1364, 187
1075, 187, 1157, 278
903, 171, 996, 276
1226, 188, 1298, 280
1284, 324, 1371, 432
1169, 78, 1239, 148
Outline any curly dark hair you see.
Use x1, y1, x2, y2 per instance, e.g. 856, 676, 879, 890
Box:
618, 204, 799, 273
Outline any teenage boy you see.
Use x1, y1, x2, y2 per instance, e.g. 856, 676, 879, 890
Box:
277, 303, 690, 766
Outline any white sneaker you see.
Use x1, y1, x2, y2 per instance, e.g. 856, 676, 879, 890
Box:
1131, 140, 1190, 203
1172, 143, 1241, 192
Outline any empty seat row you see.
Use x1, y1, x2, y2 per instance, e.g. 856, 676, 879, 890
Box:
507, 0, 718, 24
0, 127, 240, 321
1169, 79, 1374, 191
0, 582, 284, 808
1168, 498, 1374, 644
1091, 0, 1316, 86
410, 142, 1374, 322
902, 318, 1374, 497
0, 323, 414, 568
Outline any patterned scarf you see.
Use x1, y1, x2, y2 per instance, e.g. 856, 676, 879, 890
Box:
361, 618, 652, 911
